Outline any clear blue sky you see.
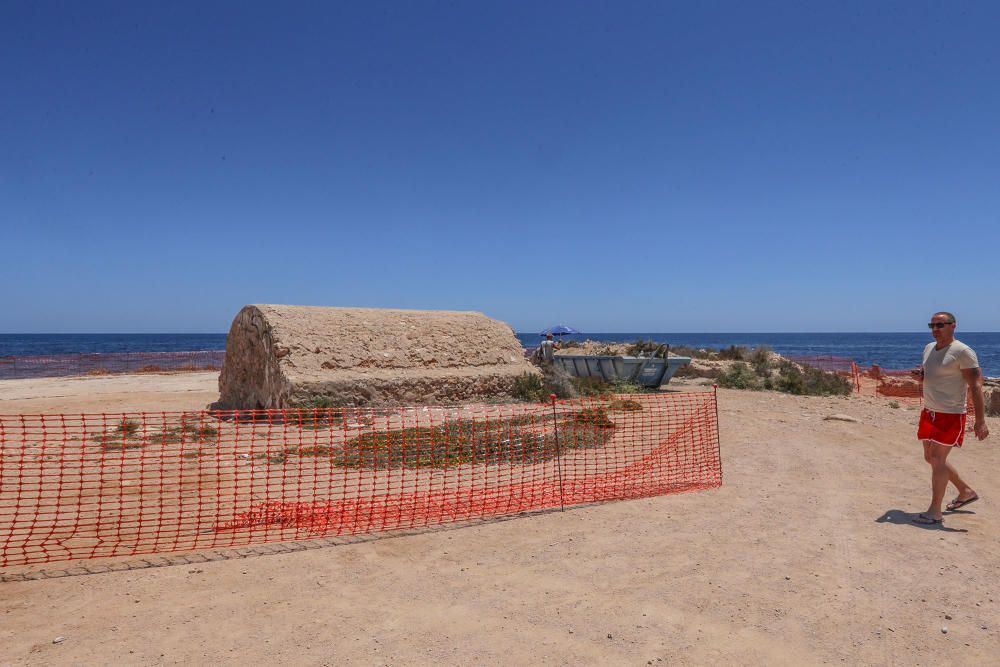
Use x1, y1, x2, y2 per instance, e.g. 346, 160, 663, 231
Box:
3, 2, 998, 333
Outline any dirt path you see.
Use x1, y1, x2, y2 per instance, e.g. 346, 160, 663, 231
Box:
1, 378, 998, 665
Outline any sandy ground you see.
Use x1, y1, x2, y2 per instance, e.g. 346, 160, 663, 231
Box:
0, 372, 220, 414
1, 374, 999, 665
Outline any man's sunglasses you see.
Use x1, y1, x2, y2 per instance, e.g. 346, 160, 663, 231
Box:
928, 322, 954, 329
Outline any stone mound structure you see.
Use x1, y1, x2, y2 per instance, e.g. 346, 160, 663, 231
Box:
217, 305, 538, 409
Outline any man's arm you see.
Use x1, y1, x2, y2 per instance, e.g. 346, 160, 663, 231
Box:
962, 367, 990, 440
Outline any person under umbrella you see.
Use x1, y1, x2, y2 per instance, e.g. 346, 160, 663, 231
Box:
537, 333, 560, 365
540, 325, 581, 337
535, 325, 580, 364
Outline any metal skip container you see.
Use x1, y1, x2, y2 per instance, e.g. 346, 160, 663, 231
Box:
554, 350, 692, 388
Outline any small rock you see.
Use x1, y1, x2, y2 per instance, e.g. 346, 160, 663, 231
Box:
53, 637, 65, 644
607, 633, 613, 639
824, 414, 859, 423
942, 626, 948, 634
945, 614, 953, 620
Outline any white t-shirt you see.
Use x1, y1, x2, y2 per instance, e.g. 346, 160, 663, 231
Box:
922, 340, 979, 413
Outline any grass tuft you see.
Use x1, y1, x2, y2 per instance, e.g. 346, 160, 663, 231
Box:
286, 398, 347, 429
574, 407, 615, 428
608, 398, 643, 411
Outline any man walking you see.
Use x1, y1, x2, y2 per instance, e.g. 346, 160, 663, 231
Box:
913, 311, 990, 525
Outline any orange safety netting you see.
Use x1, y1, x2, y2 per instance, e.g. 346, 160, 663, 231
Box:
857, 365, 976, 413
870, 368, 924, 405
773, 355, 975, 412
0, 350, 226, 380
0, 391, 721, 568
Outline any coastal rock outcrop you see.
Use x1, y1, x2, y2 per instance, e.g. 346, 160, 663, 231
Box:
217, 305, 538, 409
984, 381, 1000, 417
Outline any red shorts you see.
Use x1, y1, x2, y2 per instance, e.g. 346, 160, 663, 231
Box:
917, 409, 966, 447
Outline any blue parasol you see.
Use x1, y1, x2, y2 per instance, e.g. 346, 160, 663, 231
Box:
540, 325, 581, 337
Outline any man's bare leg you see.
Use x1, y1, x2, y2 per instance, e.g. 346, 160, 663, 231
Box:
945, 462, 976, 506
923, 441, 956, 520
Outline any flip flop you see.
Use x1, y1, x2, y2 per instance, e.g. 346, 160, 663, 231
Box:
946, 495, 979, 511
912, 513, 943, 525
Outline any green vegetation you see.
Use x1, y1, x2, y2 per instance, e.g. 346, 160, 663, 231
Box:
717, 358, 852, 397
749, 345, 772, 376
115, 418, 141, 437
716, 363, 762, 390
154, 422, 221, 444
91, 417, 223, 451
285, 397, 348, 429
573, 406, 615, 428
512, 372, 548, 402
512, 370, 646, 413
270, 412, 615, 469
608, 380, 648, 394
718, 345, 749, 361
517, 364, 579, 400
88, 418, 144, 450
542, 364, 579, 399
665, 345, 716, 360
770, 361, 852, 396
571, 376, 610, 397
659, 343, 759, 364
608, 397, 643, 412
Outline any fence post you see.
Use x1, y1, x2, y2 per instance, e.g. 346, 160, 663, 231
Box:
549, 393, 565, 512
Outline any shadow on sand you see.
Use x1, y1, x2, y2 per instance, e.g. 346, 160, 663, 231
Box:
875, 509, 969, 533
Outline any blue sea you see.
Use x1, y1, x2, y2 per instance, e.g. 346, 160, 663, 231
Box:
2, 332, 998, 377
0, 334, 228, 356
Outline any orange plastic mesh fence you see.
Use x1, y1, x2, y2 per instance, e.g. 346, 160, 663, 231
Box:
864, 366, 975, 413
0, 350, 226, 380
872, 368, 924, 405
0, 391, 721, 568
